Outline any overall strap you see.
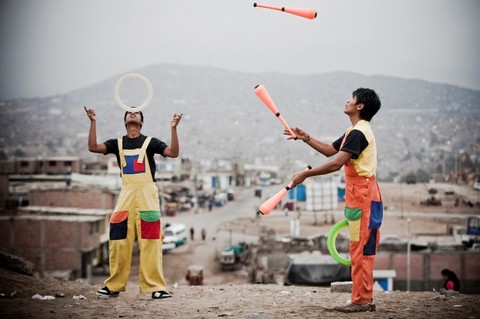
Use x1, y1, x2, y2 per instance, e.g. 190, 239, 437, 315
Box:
137, 136, 152, 164
118, 138, 127, 169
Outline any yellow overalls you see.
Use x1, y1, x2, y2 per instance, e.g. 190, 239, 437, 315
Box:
104, 136, 167, 293
342, 120, 383, 304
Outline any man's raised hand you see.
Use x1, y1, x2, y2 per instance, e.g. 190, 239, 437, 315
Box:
84, 106, 96, 121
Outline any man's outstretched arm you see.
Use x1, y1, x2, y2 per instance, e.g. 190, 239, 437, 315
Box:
163, 113, 182, 158
84, 106, 106, 154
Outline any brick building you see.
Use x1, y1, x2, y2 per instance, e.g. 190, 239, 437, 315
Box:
0, 206, 111, 279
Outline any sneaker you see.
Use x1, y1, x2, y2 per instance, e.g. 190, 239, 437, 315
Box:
96, 286, 119, 299
152, 291, 172, 299
333, 302, 376, 313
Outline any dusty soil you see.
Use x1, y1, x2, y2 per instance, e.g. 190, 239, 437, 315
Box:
1, 182, 479, 318
1, 266, 479, 319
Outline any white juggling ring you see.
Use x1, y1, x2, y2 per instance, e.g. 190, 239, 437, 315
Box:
113, 73, 153, 112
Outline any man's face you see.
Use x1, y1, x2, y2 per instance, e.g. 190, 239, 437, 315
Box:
124, 111, 142, 126
344, 95, 359, 115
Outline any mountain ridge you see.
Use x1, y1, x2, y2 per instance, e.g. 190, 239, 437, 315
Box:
1, 64, 479, 180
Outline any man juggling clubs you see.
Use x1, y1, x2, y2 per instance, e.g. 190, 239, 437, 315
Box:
285, 88, 382, 313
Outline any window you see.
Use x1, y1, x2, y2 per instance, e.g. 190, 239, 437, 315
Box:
90, 221, 100, 234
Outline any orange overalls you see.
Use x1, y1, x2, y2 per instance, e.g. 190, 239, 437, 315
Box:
342, 121, 383, 304
104, 137, 167, 293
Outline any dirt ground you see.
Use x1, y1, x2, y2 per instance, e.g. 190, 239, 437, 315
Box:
1, 182, 479, 318
1, 266, 479, 319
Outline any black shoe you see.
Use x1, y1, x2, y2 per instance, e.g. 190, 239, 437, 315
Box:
152, 291, 172, 299
96, 286, 119, 299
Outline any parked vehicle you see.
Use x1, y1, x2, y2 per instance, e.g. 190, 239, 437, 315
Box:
163, 223, 188, 248
186, 264, 204, 285
220, 250, 236, 271
164, 202, 178, 216
214, 193, 228, 206
467, 216, 480, 236
451, 216, 480, 249
220, 242, 251, 271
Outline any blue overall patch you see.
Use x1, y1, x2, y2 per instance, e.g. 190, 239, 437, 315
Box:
369, 201, 383, 230
122, 155, 146, 174
363, 229, 378, 256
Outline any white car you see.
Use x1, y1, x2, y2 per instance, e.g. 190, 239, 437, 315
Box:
163, 223, 188, 248
162, 242, 176, 252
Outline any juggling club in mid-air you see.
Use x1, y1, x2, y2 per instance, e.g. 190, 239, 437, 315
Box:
253, 3, 317, 20
254, 84, 297, 140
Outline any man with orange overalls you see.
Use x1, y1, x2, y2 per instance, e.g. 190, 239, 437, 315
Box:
85, 106, 182, 299
286, 88, 382, 312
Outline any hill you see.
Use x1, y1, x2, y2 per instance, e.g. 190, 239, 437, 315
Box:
1, 64, 479, 180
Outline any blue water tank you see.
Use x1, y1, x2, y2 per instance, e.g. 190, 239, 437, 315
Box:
288, 184, 306, 201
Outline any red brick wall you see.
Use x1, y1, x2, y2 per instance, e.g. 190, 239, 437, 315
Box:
0, 217, 102, 272
14, 218, 42, 248
0, 175, 8, 210
374, 253, 391, 269
375, 251, 480, 293
44, 221, 77, 250
79, 221, 104, 251
0, 220, 11, 246
44, 250, 79, 270
464, 254, 480, 280
429, 253, 461, 280
389, 253, 425, 280
29, 188, 116, 209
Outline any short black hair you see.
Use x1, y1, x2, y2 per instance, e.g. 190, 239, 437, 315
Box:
353, 88, 381, 121
124, 111, 144, 123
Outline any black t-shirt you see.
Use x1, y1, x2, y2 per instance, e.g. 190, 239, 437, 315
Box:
104, 134, 168, 179
332, 129, 369, 159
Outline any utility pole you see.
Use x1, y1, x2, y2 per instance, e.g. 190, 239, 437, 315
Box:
407, 218, 411, 292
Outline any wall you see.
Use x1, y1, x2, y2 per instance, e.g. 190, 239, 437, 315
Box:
0, 215, 104, 276
0, 175, 8, 210
375, 251, 480, 294
29, 188, 116, 209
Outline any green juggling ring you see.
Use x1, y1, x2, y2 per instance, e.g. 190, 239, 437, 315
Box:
327, 219, 352, 266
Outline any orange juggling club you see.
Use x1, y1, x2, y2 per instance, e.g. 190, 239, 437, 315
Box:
253, 3, 317, 20
254, 84, 297, 140
258, 166, 312, 215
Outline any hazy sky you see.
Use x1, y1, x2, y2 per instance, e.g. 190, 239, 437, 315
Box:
1, 0, 479, 100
